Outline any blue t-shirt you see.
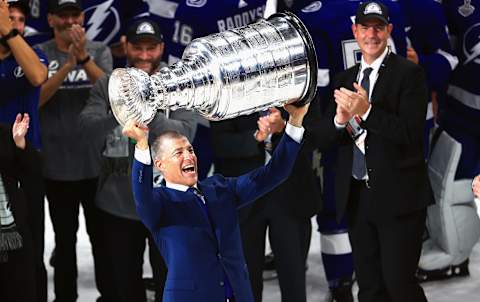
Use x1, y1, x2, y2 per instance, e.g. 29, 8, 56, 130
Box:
0, 48, 48, 149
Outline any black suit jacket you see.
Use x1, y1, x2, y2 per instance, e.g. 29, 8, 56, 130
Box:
263, 104, 322, 219
306, 53, 433, 221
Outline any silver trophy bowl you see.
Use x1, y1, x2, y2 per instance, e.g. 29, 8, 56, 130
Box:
109, 12, 317, 126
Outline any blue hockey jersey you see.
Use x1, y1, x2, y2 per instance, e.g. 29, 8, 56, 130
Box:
441, 0, 480, 129
151, 0, 268, 64
0, 49, 49, 149
400, 0, 457, 92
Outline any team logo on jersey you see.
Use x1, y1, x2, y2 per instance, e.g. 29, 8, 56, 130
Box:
136, 22, 155, 34
49, 60, 60, 71
301, 1, 322, 13
186, 0, 207, 8
463, 23, 480, 65
458, 0, 475, 17
238, 0, 248, 9
13, 66, 24, 78
84, 0, 120, 44
48, 60, 88, 84
364, 2, 382, 15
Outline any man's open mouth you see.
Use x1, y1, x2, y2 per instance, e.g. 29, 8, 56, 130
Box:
182, 165, 195, 173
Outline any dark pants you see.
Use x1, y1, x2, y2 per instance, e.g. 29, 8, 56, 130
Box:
46, 178, 112, 302
0, 192, 38, 302
0, 241, 37, 302
347, 179, 427, 302
240, 197, 311, 302
98, 208, 167, 302
25, 173, 47, 302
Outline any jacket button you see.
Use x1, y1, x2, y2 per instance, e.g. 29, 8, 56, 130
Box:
220, 281, 225, 286
217, 253, 222, 260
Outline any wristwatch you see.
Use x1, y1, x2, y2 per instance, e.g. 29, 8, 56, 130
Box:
77, 55, 91, 65
1, 28, 19, 42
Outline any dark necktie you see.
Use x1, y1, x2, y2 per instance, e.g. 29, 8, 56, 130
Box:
188, 187, 205, 206
352, 67, 373, 179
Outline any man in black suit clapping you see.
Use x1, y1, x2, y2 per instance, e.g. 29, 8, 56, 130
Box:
306, 2, 432, 301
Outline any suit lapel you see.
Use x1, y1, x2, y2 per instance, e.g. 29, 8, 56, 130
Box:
370, 55, 393, 104
346, 64, 360, 90
163, 187, 218, 243
198, 183, 222, 245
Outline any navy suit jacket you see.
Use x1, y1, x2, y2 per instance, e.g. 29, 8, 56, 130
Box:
132, 133, 301, 302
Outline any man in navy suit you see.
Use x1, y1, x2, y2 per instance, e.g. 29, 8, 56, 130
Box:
122, 102, 309, 302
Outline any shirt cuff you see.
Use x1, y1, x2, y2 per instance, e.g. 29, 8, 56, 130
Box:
334, 117, 347, 129
361, 104, 372, 120
134, 146, 151, 165
285, 123, 304, 143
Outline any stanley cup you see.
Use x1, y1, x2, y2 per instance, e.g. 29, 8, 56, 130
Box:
108, 12, 317, 126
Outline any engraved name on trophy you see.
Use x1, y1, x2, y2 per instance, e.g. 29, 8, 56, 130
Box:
108, 12, 317, 126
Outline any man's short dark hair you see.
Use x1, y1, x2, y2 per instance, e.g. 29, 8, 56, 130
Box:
7, 0, 29, 17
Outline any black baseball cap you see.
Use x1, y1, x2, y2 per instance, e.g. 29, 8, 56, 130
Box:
355, 1, 389, 25
126, 19, 164, 44
7, 0, 29, 17
48, 0, 82, 14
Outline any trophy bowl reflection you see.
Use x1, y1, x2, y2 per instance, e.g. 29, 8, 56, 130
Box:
108, 12, 317, 126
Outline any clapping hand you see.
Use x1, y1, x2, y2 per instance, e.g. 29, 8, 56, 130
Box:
334, 83, 370, 125
0, 0, 12, 36
12, 113, 29, 149
65, 44, 78, 69
68, 24, 88, 61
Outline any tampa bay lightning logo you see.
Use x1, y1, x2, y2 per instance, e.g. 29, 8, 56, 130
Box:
186, 0, 207, 8
84, 0, 120, 44
13, 66, 24, 78
302, 1, 322, 13
463, 23, 480, 65
49, 60, 60, 71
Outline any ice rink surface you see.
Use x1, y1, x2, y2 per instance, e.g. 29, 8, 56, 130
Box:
44, 209, 480, 302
